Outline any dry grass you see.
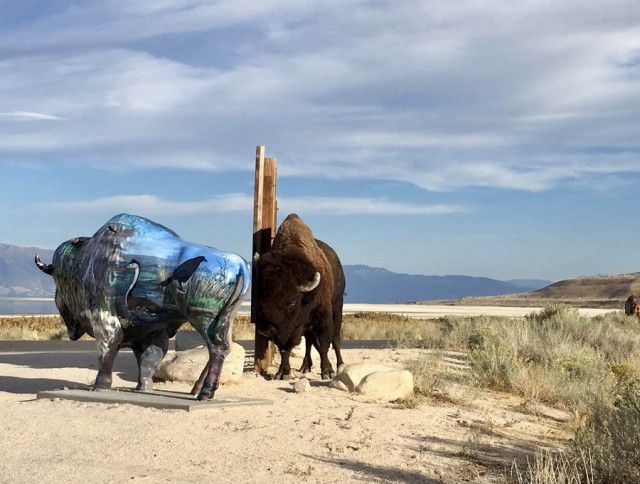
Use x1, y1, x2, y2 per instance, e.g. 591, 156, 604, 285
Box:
0, 315, 67, 340
0, 312, 431, 342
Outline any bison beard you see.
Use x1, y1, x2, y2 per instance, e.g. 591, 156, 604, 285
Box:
254, 213, 345, 380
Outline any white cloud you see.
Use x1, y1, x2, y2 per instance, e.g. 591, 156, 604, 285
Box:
51, 194, 465, 217
51, 194, 254, 215
0, 111, 65, 121
0, 1, 639, 193
280, 197, 467, 215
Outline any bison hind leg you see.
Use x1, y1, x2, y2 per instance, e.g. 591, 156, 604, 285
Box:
190, 364, 208, 396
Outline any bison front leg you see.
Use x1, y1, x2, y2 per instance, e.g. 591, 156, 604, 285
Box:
314, 332, 335, 380
275, 347, 293, 380
92, 313, 124, 390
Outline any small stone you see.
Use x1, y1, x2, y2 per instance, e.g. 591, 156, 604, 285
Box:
292, 378, 311, 393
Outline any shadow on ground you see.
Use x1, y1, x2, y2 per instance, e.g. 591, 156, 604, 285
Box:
0, 350, 138, 393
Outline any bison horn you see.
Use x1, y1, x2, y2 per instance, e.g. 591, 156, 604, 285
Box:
298, 272, 321, 293
34, 254, 54, 275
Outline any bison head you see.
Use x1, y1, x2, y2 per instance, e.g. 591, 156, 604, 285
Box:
625, 295, 640, 319
35, 237, 90, 340
253, 249, 321, 348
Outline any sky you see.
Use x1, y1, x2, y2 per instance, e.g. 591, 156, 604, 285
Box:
1, 1, 639, 282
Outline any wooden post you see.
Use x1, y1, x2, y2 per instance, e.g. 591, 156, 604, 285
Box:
252, 146, 277, 374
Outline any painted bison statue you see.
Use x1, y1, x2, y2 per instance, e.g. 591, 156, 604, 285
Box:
625, 295, 640, 319
35, 213, 250, 400
253, 213, 345, 380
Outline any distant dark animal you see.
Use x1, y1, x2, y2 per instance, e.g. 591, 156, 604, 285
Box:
253, 213, 345, 380
625, 295, 640, 319
35, 213, 250, 400
160, 255, 208, 290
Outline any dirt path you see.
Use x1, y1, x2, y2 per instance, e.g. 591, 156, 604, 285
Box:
0, 346, 572, 483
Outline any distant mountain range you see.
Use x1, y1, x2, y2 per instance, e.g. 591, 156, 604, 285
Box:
0, 243, 54, 297
342, 265, 550, 303
0, 242, 551, 303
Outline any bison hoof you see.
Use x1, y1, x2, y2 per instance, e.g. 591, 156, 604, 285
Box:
197, 382, 219, 400
197, 391, 213, 401
93, 377, 112, 390
274, 370, 292, 380
136, 380, 153, 392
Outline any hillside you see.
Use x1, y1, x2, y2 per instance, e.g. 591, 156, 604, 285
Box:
0, 244, 54, 297
435, 273, 640, 309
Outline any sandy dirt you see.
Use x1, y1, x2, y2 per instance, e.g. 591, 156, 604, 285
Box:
0, 345, 572, 483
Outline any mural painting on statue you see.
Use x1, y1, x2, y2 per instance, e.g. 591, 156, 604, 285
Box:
35, 213, 250, 401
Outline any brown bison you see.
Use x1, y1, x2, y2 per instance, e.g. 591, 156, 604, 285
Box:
253, 213, 345, 380
625, 295, 640, 319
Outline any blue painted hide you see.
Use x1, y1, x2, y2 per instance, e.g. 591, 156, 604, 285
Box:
36, 213, 250, 400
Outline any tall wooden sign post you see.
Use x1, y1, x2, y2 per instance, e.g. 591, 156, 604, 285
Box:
252, 146, 277, 374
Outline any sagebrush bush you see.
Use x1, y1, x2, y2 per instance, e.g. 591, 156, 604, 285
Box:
0, 315, 67, 340
405, 350, 449, 399
573, 383, 640, 483
511, 448, 594, 484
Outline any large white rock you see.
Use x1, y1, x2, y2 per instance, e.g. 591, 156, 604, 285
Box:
355, 370, 414, 401
329, 363, 414, 401
329, 363, 400, 392
155, 342, 245, 384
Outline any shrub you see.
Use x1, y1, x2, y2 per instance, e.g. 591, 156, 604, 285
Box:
405, 350, 448, 398
510, 448, 594, 484
573, 384, 640, 482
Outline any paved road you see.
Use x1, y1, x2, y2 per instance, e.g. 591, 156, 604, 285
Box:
0, 339, 391, 354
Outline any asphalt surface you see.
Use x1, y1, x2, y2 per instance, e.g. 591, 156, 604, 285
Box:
0, 339, 391, 354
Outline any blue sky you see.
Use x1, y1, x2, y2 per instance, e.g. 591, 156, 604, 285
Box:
1, 1, 639, 282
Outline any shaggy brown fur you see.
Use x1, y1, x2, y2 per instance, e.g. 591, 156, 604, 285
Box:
625, 295, 640, 319
254, 213, 345, 380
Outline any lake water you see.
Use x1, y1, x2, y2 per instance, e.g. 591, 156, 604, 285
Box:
0, 298, 57, 315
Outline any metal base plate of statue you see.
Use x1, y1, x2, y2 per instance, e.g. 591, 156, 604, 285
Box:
35, 213, 251, 400
37, 388, 273, 412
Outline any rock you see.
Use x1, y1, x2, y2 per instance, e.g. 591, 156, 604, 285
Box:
355, 370, 414, 401
329, 363, 414, 401
331, 363, 399, 392
174, 330, 205, 351
291, 378, 311, 393
155, 342, 245, 384
328, 379, 349, 392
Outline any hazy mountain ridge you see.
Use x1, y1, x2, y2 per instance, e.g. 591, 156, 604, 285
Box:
0, 243, 55, 297
342, 264, 550, 303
